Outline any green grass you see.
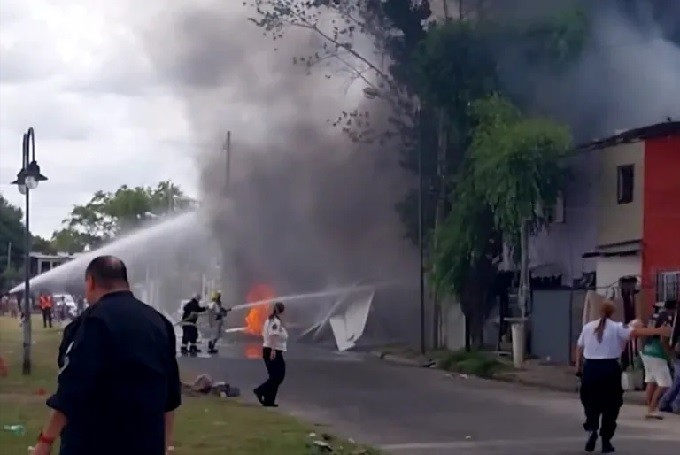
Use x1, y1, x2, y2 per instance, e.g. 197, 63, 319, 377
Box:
436, 349, 507, 378
0, 316, 379, 454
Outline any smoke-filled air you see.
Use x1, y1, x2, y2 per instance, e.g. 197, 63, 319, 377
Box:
13, 0, 680, 348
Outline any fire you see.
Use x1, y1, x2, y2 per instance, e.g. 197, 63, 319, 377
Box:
244, 283, 274, 336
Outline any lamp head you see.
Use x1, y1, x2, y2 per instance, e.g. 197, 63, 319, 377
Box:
25, 160, 48, 189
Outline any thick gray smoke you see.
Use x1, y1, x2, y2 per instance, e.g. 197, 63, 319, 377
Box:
139, 1, 418, 302
499, 0, 680, 141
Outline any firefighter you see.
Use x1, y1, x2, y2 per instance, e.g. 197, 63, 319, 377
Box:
39, 292, 53, 329
180, 294, 206, 355
207, 291, 231, 354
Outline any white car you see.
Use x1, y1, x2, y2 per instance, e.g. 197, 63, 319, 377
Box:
52, 294, 79, 318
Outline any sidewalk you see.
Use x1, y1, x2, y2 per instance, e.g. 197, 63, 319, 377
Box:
371, 350, 648, 405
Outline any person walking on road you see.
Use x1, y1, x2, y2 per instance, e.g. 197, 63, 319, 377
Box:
254, 302, 288, 407
39, 292, 53, 328
639, 300, 674, 419
660, 301, 680, 414
31, 256, 181, 455
575, 300, 672, 453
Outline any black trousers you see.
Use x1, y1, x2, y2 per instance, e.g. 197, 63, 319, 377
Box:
42, 308, 52, 328
181, 325, 198, 346
256, 347, 286, 405
580, 359, 623, 440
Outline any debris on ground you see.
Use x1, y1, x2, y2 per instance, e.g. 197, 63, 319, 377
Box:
3, 424, 26, 436
182, 374, 240, 398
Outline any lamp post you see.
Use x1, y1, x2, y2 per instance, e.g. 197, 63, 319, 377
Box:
10, 127, 48, 375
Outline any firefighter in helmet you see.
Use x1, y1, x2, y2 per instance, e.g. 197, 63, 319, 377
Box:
207, 290, 231, 354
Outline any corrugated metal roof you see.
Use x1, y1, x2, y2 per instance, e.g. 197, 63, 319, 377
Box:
576, 120, 680, 152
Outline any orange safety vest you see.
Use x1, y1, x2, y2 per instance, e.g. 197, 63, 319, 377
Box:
39, 295, 52, 309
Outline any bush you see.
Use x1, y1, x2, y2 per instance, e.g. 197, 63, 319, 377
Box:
437, 349, 505, 378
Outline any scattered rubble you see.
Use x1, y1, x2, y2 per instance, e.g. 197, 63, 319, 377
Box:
182, 374, 240, 398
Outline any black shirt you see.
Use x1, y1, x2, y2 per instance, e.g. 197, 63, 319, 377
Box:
47, 291, 181, 455
181, 297, 205, 323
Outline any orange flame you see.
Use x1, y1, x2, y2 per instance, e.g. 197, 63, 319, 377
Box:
244, 283, 274, 336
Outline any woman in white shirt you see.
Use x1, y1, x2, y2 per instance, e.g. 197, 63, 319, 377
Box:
253, 302, 288, 407
575, 300, 671, 453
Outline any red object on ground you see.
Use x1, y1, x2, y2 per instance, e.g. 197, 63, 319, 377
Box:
35, 388, 46, 396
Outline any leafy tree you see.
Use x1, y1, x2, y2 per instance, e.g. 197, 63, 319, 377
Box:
52, 181, 191, 251
431, 95, 571, 346
0, 194, 26, 290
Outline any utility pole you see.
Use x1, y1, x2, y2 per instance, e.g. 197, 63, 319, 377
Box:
417, 104, 425, 355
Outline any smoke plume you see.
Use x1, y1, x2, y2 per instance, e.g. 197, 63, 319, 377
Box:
498, 0, 680, 141
139, 1, 417, 302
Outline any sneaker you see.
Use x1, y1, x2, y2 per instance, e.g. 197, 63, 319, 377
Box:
644, 412, 664, 420
601, 439, 615, 453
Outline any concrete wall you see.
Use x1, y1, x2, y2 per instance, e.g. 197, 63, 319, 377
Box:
597, 142, 645, 246
595, 255, 641, 296
528, 151, 599, 285
641, 134, 680, 307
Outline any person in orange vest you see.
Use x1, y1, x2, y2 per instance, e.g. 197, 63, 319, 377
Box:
39, 292, 53, 329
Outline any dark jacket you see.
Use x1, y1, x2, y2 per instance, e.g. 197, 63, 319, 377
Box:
48, 290, 181, 455
181, 297, 205, 323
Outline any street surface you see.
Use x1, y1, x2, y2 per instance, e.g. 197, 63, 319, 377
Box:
179, 340, 679, 454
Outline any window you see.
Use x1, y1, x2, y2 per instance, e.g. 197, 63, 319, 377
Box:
616, 164, 634, 204
656, 271, 680, 303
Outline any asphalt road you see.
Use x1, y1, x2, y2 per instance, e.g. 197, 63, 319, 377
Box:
179, 341, 679, 454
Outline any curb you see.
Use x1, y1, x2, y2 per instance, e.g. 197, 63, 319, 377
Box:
372, 352, 647, 405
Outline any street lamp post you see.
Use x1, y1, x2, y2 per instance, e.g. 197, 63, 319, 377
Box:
10, 127, 48, 375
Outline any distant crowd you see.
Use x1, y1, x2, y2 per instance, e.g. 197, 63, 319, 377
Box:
0, 292, 86, 327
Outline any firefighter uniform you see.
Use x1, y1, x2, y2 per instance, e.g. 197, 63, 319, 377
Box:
207, 291, 230, 354
181, 296, 206, 354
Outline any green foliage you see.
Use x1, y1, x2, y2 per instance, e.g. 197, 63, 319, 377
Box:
52, 181, 191, 251
437, 349, 506, 378
431, 95, 570, 301
469, 95, 571, 241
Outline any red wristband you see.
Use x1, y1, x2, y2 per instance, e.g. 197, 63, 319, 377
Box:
37, 432, 56, 445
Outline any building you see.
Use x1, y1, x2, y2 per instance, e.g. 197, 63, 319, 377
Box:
29, 252, 81, 278
579, 121, 680, 310
531, 120, 680, 310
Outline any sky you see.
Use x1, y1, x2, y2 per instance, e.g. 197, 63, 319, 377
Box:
0, 0, 198, 237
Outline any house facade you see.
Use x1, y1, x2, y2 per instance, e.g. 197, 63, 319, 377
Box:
531, 121, 680, 312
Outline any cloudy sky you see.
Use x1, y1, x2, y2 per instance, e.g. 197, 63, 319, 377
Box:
0, 0, 197, 237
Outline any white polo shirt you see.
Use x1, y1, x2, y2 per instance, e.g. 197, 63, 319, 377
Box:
262, 317, 288, 352
577, 319, 632, 360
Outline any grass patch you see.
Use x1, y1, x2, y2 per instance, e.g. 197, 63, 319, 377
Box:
436, 349, 507, 378
0, 316, 379, 454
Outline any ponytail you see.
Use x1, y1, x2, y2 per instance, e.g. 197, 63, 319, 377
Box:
594, 317, 607, 343
593, 299, 615, 343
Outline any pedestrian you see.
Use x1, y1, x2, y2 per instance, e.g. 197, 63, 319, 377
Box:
660, 300, 680, 414
31, 255, 181, 455
639, 300, 674, 419
39, 292, 53, 328
253, 302, 288, 407
180, 293, 206, 355
207, 291, 230, 355
575, 300, 672, 453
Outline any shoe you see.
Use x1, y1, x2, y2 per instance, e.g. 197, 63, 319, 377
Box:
263, 403, 279, 407
584, 431, 598, 452
644, 412, 664, 420
601, 439, 615, 453
180, 347, 188, 355
208, 348, 218, 354
252, 388, 265, 405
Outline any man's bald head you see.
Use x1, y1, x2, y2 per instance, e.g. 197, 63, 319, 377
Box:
85, 256, 129, 290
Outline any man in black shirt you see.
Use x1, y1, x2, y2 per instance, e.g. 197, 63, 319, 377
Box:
33, 256, 181, 455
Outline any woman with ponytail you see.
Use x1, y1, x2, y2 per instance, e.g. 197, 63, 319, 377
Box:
253, 302, 288, 407
575, 300, 672, 453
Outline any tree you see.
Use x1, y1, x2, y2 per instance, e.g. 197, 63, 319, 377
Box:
0, 194, 26, 290
431, 94, 571, 346
52, 181, 191, 251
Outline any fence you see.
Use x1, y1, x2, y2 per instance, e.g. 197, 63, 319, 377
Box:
530, 289, 585, 364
